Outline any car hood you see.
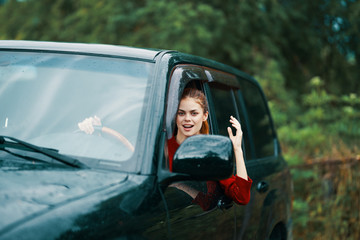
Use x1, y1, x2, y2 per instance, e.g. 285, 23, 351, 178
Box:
0, 164, 129, 234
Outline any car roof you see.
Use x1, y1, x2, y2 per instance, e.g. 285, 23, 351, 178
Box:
0, 40, 165, 61
0, 40, 256, 83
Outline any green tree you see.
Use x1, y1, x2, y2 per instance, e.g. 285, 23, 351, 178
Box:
0, 0, 359, 161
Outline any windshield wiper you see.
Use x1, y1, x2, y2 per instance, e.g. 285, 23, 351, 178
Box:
0, 135, 88, 168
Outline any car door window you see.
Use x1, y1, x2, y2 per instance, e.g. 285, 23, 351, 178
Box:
238, 80, 275, 158
207, 83, 236, 136
207, 83, 252, 161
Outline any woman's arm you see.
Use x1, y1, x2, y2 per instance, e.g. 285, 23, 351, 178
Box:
227, 116, 248, 180
219, 176, 252, 205
77, 115, 134, 151
170, 181, 224, 211
169, 182, 199, 199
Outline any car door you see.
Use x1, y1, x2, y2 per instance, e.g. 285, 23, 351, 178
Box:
200, 73, 291, 239
205, 81, 259, 238
160, 65, 236, 240
232, 78, 291, 239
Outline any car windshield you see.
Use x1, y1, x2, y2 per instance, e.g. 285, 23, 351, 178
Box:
0, 51, 152, 171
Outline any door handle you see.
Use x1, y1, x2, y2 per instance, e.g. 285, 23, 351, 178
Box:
256, 181, 269, 193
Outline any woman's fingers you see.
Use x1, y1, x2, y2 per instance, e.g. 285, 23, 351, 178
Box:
228, 116, 243, 149
93, 115, 102, 126
230, 116, 240, 127
227, 126, 234, 138
229, 116, 242, 135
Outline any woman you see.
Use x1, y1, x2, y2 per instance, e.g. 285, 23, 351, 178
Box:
168, 88, 252, 208
78, 88, 252, 208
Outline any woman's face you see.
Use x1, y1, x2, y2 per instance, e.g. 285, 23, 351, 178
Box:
176, 97, 208, 142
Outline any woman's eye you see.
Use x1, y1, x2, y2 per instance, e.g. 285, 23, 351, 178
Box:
178, 112, 185, 116
191, 112, 198, 116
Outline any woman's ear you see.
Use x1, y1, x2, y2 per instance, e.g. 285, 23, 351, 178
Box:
203, 111, 209, 121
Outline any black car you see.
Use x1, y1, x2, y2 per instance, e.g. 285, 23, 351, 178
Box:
0, 40, 292, 240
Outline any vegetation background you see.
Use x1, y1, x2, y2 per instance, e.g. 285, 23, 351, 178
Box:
1, 0, 359, 238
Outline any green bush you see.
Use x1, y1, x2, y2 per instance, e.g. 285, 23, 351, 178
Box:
266, 76, 360, 163
292, 162, 360, 239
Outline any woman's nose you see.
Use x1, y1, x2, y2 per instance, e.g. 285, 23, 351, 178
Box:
184, 113, 191, 121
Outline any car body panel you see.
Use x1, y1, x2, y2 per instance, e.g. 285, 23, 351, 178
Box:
0, 160, 166, 239
0, 40, 161, 62
236, 156, 292, 239
0, 40, 292, 240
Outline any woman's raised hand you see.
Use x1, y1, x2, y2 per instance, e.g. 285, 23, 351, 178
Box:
227, 116, 248, 180
78, 115, 102, 134
227, 116, 243, 150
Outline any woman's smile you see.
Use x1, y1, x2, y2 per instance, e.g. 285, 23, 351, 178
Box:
183, 124, 194, 131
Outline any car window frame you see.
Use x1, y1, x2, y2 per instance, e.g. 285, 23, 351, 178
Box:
204, 82, 253, 161
236, 77, 279, 159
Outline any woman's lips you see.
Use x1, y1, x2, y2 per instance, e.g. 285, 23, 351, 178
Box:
183, 125, 193, 131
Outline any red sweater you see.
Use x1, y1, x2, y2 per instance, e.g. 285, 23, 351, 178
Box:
167, 136, 252, 209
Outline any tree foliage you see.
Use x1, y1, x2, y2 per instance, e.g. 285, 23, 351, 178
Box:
1, 0, 359, 158
1, 0, 359, 94
1, 1, 360, 239
292, 161, 360, 240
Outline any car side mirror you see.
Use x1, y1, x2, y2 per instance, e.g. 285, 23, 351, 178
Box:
172, 135, 234, 180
